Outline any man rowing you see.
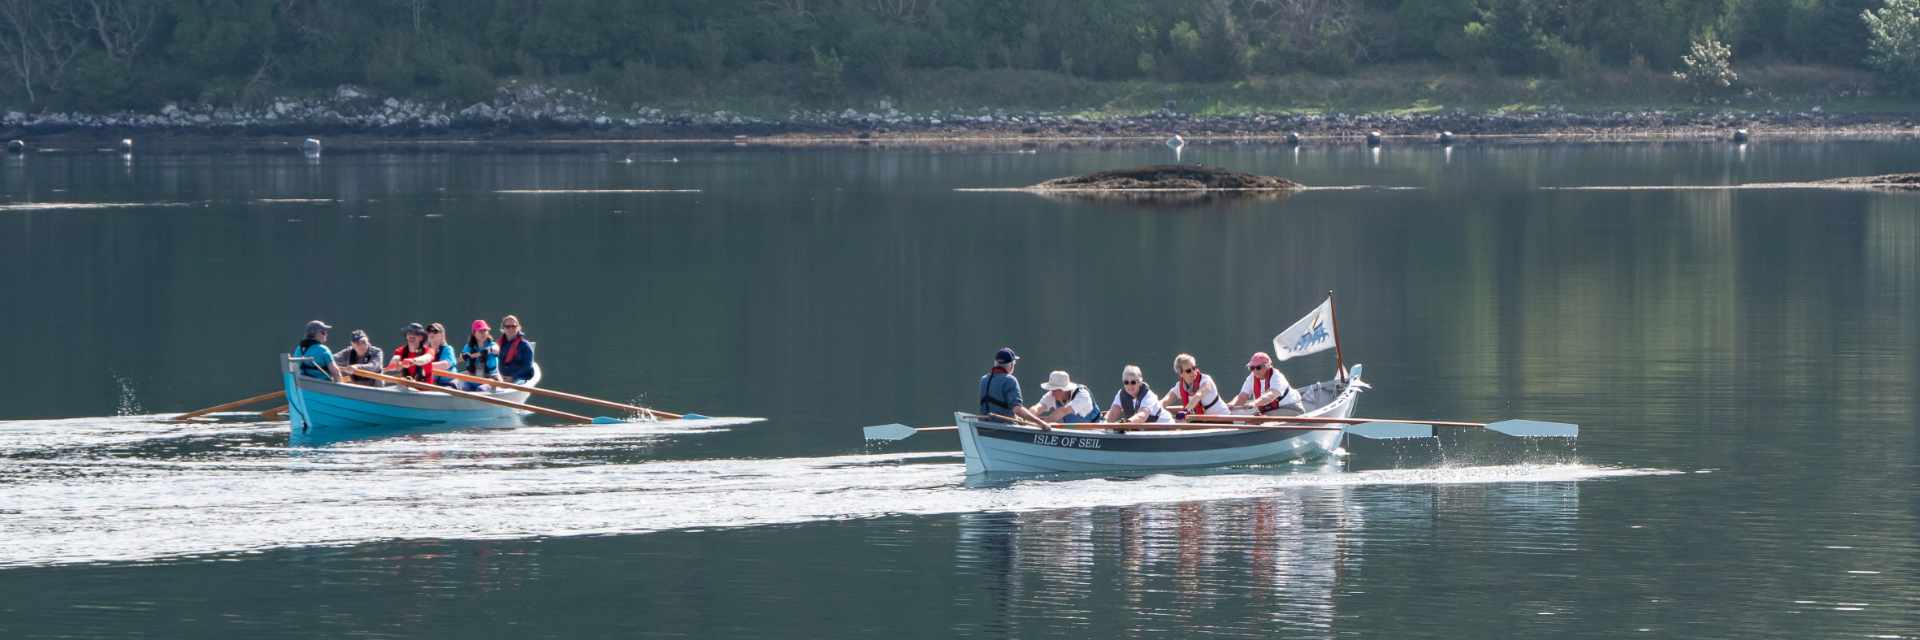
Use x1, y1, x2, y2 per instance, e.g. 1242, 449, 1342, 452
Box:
1105, 364, 1172, 424
978, 347, 1050, 427
1228, 351, 1304, 416
1166, 353, 1224, 418
293, 320, 343, 381
1030, 370, 1099, 424
332, 329, 385, 385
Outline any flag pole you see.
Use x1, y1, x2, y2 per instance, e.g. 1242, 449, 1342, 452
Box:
1327, 290, 1347, 380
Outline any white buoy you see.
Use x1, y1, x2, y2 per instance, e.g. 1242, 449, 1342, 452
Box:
1732, 128, 1750, 143
6, 139, 24, 154
1437, 131, 1454, 145
119, 138, 133, 153
1167, 134, 1186, 162
1366, 130, 1383, 147
302, 137, 321, 156
1285, 131, 1301, 146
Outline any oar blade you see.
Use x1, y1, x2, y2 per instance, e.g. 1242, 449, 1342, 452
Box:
591, 416, 626, 424
1344, 421, 1434, 439
862, 423, 920, 441
680, 413, 709, 420
1486, 420, 1579, 438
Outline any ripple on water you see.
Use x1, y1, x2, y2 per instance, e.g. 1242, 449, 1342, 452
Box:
0, 413, 1677, 569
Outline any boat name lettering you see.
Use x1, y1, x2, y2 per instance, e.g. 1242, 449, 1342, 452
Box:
1031, 433, 1102, 449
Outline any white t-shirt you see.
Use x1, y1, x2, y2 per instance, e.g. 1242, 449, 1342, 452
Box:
1166, 373, 1224, 415
1034, 385, 1097, 418
1239, 369, 1298, 409
1109, 387, 1175, 423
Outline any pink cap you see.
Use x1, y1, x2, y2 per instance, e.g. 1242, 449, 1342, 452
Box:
1246, 352, 1273, 367
471, 319, 491, 333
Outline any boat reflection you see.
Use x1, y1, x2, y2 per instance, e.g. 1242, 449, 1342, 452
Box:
954, 476, 1581, 637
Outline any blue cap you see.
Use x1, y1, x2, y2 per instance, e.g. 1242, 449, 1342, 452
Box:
994, 347, 1019, 364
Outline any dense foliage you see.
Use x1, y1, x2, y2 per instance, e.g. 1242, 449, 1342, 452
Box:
0, 0, 1911, 110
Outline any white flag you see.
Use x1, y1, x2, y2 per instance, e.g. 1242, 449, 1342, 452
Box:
1272, 298, 1336, 361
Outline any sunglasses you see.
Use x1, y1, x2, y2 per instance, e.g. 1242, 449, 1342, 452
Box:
1249, 364, 1266, 371
502, 325, 519, 329
427, 328, 442, 334
1123, 379, 1141, 386
1180, 368, 1196, 374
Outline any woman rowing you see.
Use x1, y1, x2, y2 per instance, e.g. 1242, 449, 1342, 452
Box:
1166, 353, 1224, 419
1105, 364, 1172, 424
457, 319, 501, 391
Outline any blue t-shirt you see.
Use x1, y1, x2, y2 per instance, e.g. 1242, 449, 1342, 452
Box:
297, 342, 335, 380
978, 370, 1022, 419
431, 344, 457, 386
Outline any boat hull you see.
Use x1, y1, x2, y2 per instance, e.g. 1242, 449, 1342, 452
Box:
955, 371, 1361, 475
281, 355, 542, 440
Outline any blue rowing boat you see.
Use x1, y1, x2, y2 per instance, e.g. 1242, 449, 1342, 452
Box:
280, 354, 544, 439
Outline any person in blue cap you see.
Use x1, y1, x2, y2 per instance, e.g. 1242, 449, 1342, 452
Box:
979, 347, 1050, 427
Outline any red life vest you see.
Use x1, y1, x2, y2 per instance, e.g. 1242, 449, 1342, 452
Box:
1175, 371, 1221, 415
501, 335, 524, 367
1252, 370, 1284, 414
393, 343, 431, 382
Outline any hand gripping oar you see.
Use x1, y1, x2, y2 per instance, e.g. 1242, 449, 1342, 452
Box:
347, 368, 600, 424
423, 368, 707, 421
1185, 414, 1577, 438
173, 390, 287, 421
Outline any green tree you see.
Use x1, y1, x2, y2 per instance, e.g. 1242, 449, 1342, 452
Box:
1864, 0, 1920, 93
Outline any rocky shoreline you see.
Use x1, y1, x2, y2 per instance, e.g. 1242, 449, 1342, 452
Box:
4, 82, 1920, 152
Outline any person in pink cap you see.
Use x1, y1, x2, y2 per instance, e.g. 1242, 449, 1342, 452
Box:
456, 319, 502, 391
1229, 351, 1304, 416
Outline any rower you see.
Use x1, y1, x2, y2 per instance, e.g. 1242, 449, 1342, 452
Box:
1105, 364, 1172, 424
294, 320, 343, 381
457, 319, 501, 391
497, 314, 535, 384
978, 347, 1050, 428
386, 323, 433, 382
1030, 370, 1099, 424
331, 329, 385, 385
421, 322, 457, 387
1167, 353, 1224, 419
1228, 351, 1304, 416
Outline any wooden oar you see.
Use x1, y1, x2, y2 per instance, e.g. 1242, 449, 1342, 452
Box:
347, 368, 597, 424
260, 405, 289, 419
1186, 414, 1578, 438
173, 390, 287, 421
423, 368, 702, 420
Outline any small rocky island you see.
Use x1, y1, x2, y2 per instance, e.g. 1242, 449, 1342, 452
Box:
1030, 165, 1303, 191
1815, 172, 1920, 190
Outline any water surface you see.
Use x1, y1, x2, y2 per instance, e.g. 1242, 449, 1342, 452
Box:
1, 141, 1916, 638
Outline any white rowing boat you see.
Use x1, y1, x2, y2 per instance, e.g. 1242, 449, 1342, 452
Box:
954, 368, 1367, 474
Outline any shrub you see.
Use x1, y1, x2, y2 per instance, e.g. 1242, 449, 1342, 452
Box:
1864, 0, 1920, 94
1672, 36, 1737, 100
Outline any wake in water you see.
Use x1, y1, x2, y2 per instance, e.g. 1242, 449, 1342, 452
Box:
0, 413, 1674, 568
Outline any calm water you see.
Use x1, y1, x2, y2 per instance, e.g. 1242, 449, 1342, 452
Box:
0, 140, 1916, 638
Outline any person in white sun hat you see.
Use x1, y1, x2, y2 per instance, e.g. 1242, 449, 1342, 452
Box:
1030, 370, 1100, 424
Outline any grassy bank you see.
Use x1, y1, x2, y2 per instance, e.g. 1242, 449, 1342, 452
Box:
585, 62, 1914, 119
